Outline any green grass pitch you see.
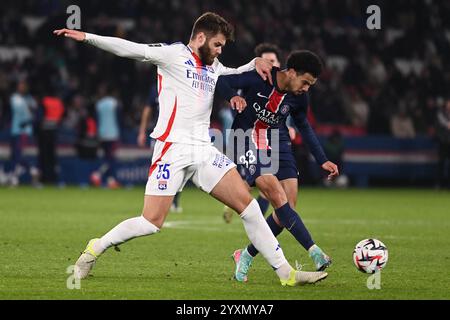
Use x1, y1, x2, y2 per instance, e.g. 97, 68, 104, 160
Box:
0, 186, 449, 300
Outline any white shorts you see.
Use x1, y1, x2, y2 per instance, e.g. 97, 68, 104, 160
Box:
145, 141, 236, 195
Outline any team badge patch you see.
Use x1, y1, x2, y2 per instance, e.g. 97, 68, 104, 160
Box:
249, 165, 256, 176
280, 105, 290, 115
158, 181, 167, 190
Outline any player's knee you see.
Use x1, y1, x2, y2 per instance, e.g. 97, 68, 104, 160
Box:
288, 195, 297, 208
223, 184, 254, 213
237, 192, 255, 213
142, 211, 164, 229
266, 188, 287, 208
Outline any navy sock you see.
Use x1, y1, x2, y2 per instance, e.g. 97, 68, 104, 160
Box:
256, 195, 270, 216
274, 203, 314, 251
247, 214, 283, 257
173, 192, 180, 207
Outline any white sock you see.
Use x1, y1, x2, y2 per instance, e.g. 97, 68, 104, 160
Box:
240, 199, 290, 273
93, 216, 159, 255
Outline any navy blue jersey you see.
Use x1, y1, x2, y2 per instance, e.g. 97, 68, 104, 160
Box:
216, 68, 328, 165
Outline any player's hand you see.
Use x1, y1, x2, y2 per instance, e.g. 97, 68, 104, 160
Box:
255, 57, 273, 85
230, 96, 247, 113
288, 126, 297, 141
137, 132, 147, 147
322, 161, 339, 180
53, 28, 86, 41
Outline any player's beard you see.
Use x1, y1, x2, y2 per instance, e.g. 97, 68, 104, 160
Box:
199, 42, 216, 65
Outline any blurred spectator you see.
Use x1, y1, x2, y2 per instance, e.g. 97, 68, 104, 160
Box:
74, 95, 98, 159
367, 56, 387, 86
390, 106, 416, 139
137, 84, 158, 148
435, 99, 450, 188
7, 80, 39, 186
0, 0, 449, 145
344, 89, 370, 128
90, 84, 120, 189
254, 43, 282, 67
37, 86, 65, 184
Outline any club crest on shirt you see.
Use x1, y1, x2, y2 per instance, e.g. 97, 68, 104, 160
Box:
280, 105, 290, 115
158, 180, 167, 190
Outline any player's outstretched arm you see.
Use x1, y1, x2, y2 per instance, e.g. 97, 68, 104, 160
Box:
53, 28, 149, 61
220, 58, 273, 85
295, 117, 339, 179
255, 57, 273, 85
293, 112, 329, 166
53, 28, 86, 41
216, 71, 262, 113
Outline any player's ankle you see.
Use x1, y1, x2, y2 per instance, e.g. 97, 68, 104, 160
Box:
275, 263, 292, 280
92, 239, 107, 256
308, 244, 318, 254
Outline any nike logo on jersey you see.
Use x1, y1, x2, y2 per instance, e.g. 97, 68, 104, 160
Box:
257, 92, 270, 99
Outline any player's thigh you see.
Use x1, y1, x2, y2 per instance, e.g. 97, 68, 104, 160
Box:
210, 168, 253, 214
142, 195, 174, 228
145, 141, 191, 195
193, 145, 253, 213
279, 178, 298, 208
255, 174, 288, 209
144, 141, 188, 227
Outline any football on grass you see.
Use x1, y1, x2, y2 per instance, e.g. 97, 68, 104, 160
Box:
353, 238, 388, 273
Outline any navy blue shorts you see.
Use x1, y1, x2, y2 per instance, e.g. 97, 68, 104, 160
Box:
236, 149, 298, 187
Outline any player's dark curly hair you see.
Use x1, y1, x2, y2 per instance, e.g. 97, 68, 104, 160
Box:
254, 43, 282, 62
286, 50, 323, 78
191, 12, 235, 41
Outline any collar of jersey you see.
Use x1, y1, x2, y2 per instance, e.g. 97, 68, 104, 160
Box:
186, 45, 207, 67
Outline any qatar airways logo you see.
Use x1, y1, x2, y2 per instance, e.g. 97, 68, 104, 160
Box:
252, 102, 281, 125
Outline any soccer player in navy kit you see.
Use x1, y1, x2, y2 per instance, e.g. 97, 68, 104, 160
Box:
222, 43, 287, 223
216, 50, 339, 282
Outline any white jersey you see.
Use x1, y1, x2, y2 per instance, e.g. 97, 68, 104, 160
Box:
84, 33, 256, 145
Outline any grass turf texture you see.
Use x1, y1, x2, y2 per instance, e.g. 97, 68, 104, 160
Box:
0, 186, 449, 300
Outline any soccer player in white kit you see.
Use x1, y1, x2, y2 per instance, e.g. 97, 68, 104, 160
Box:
54, 12, 327, 286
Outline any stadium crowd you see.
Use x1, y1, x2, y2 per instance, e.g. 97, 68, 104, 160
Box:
0, 0, 449, 186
